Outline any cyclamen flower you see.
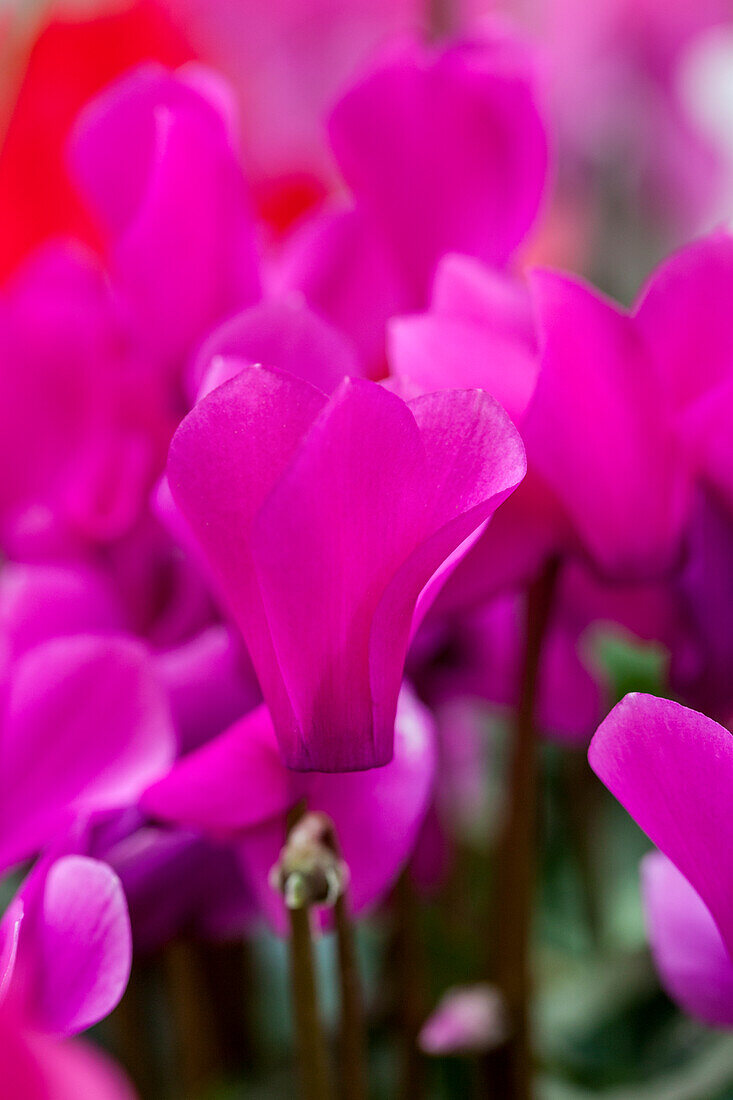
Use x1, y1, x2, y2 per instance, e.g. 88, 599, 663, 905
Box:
142, 690, 436, 930
166, 364, 526, 770
589, 693, 733, 1026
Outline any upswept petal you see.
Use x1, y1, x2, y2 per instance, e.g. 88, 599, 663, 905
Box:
589, 693, 733, 956
167, 365, 327, 751
642, 853, 733, 1027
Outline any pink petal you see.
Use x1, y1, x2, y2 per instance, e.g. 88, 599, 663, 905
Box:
167, 365, 327, 749
523, 271, 691, 578
251, 379, 428, 769
589, 693, 733, 957
142, 703, 297, 834
191, 297, 360, 399
274, 204, 407, 373
634, 231, 733, 413
642, 853, 733, 1027
70, 64, 259, 368
17, 857, 131, 1037
0, 636, 174, 871
328, 36, 547, 301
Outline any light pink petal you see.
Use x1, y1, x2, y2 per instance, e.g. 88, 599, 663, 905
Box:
432, 254, 536, 347
589, 693, 733, 956
142, 704, 297, 834
0, 635, 174, 871
642, 853, 733, 1028
388, 314, 538, 424
523, 271, 690, 578
328, 36, 547, 300
17, 857, 131, 1037
28, 1033, 137, 1100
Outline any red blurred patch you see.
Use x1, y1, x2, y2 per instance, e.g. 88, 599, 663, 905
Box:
0, 1, 193, 283
253, 171, 328, 238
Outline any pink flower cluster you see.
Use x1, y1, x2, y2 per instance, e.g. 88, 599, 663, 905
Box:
1, 1, 733, 1093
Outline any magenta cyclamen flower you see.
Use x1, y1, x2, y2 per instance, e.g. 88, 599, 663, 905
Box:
166, 365, 526, 770
589, 693, 733, 1026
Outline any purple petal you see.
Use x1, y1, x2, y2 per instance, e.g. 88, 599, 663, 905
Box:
0, 563, 123, 661
251, 379, 428, 769
589, 693, 733, 956
642, 852, 733, 1027
154, 624, 261, 754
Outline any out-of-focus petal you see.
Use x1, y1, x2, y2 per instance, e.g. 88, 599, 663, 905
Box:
642, 852, 733, 1027
14, 857, 131, 1037
191, 297, 360, 399
589, 693, 733, 956
328, 35, 548, 301
524, 271, 690, 578
142, 704, 296, 835
0, 635, 174, 871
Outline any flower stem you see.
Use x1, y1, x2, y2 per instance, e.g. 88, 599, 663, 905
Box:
333, 892, 368, 1100
394, 869, 427, 1099
485, 556, 560, 1098
288, 903, 334, 1100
